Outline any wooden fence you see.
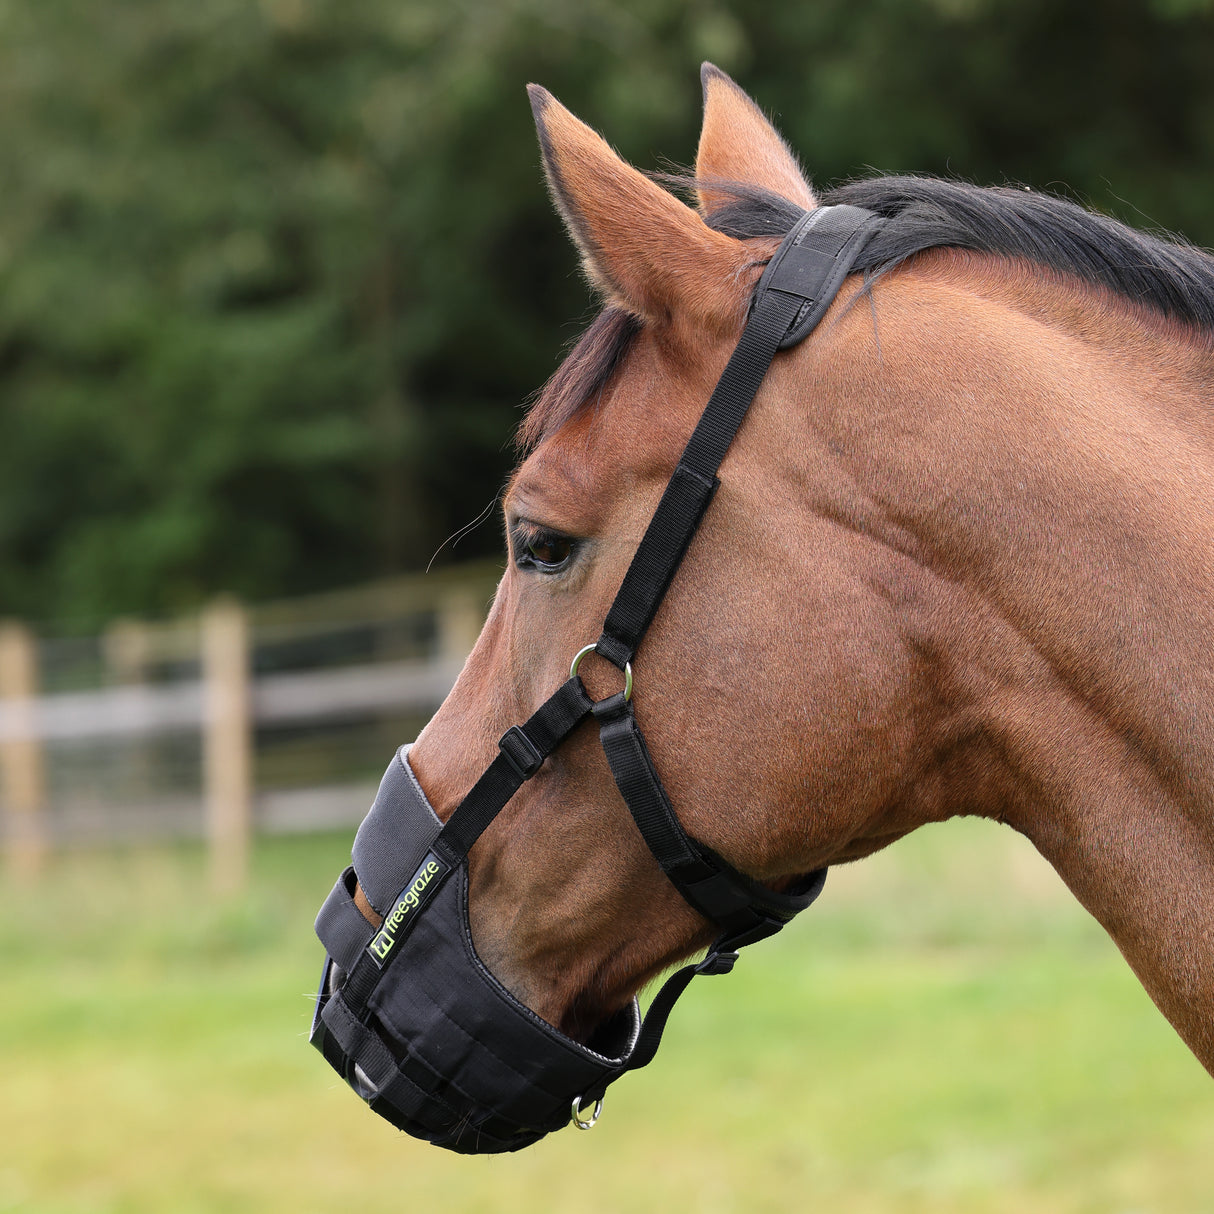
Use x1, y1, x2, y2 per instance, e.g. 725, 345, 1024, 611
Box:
0, 562, 499, 889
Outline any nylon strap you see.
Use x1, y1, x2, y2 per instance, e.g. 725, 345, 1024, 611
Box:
623, 950, 730, 1075
436, 676, 595, 861
595, 289, 801, 669
585, 205, 880, 931
596, 205, 881, 669
591, 692, 812, 935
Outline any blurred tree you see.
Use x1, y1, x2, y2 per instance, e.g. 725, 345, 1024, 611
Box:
0, 0, 1211, 627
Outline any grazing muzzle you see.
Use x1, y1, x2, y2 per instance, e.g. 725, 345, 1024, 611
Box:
311, 204, 882, 1153
311, 748, 641, 1154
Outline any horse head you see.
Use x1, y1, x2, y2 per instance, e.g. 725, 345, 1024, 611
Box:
314, 64, 1214, 1151
409, 68, 928, 1039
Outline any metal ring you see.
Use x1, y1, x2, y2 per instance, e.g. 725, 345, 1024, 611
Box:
571, 1094, 604, 1130
569, 643, 633, 701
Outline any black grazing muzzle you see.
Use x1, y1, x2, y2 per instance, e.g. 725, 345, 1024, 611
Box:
311, 205, 883, 1153
311, 747, 641, 1153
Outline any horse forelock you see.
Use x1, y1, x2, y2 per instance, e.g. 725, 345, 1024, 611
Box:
518, 307, 642, 453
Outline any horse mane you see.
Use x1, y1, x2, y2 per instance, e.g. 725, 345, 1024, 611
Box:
521, 174, 1214, 450
736, 176, 1214, 331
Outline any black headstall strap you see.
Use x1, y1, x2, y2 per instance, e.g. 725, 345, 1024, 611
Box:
571, 202, 884, 1066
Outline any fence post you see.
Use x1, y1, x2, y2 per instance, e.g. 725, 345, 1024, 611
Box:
202, 598, 251, 893
0, 622, 47, 877
437, 588, 485, 665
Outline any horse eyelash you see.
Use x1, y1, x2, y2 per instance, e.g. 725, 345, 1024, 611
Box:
510, 521, 577, 571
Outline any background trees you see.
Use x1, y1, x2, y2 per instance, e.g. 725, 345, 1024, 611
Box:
2, 0, 1212, 628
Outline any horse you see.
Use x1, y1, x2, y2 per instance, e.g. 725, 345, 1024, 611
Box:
346, 64, 1214, 1117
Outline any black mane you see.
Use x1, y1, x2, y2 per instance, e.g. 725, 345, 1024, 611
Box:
712, 175, 1214, 330
523, 174, 1214, 449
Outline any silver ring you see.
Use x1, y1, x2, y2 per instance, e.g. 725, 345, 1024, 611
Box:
571, 1094, 604, 1130
569, 643, 633, 701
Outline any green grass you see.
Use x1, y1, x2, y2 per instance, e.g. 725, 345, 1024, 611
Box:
2, 820, 1212, 1214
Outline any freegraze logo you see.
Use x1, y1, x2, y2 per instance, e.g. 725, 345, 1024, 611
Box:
367, 853, 449, 968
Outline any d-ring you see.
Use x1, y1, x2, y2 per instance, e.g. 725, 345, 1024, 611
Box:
571, 1094, 604, 1130
569, 643, 633, 701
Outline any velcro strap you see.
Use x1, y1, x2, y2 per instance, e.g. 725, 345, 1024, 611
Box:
321, 992, 400, 1092
320, 992, 471, 1139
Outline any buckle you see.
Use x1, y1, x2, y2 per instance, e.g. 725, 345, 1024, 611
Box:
694, 949, 738, 977
498, 726, 544, 779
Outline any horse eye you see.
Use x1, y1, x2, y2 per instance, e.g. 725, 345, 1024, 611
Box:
514, 528, 575, 573
528, 536, 571, 566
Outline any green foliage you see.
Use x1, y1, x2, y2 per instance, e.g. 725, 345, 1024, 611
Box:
1, 0, 1212, 627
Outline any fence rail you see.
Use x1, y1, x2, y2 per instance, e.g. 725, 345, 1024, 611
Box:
0, 656, 468, 742
0, 562, 500, 887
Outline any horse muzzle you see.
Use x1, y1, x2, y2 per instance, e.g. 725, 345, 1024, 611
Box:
311, 746, 641, 1154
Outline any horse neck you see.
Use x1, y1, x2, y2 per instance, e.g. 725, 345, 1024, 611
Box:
783, 262, 1214, 1070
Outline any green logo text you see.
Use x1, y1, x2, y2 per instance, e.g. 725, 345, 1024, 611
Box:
367, 856, 444, 967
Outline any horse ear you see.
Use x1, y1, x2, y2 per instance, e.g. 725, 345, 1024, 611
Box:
528, 84, 753, 334
695, 63, 816, 216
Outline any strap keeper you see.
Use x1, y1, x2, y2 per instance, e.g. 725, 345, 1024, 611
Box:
594, 632, 634, 670
694, 949, 739, 976
590, 691, 631, 725
498, 726, 544, 779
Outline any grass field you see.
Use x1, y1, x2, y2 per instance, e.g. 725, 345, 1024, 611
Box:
2, 819, 1212, 1214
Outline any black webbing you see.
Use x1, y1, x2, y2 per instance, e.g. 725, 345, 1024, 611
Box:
597, 206, 881, 669
596, 289, 802, 668
592, 693, 699, 872
435, 676, 594, 860
592, 691, 819, 936
605, 931, 752, 1083
585, 206, 881, 939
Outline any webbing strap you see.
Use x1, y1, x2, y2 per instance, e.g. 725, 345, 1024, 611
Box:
623, 952, 725, 1075
592, 692, 815, 937
597, 205, 881, 669
435, 676, 595, 860
315, 867, 375, 975
584, 206, 880, 930
596, 289, 802, 669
